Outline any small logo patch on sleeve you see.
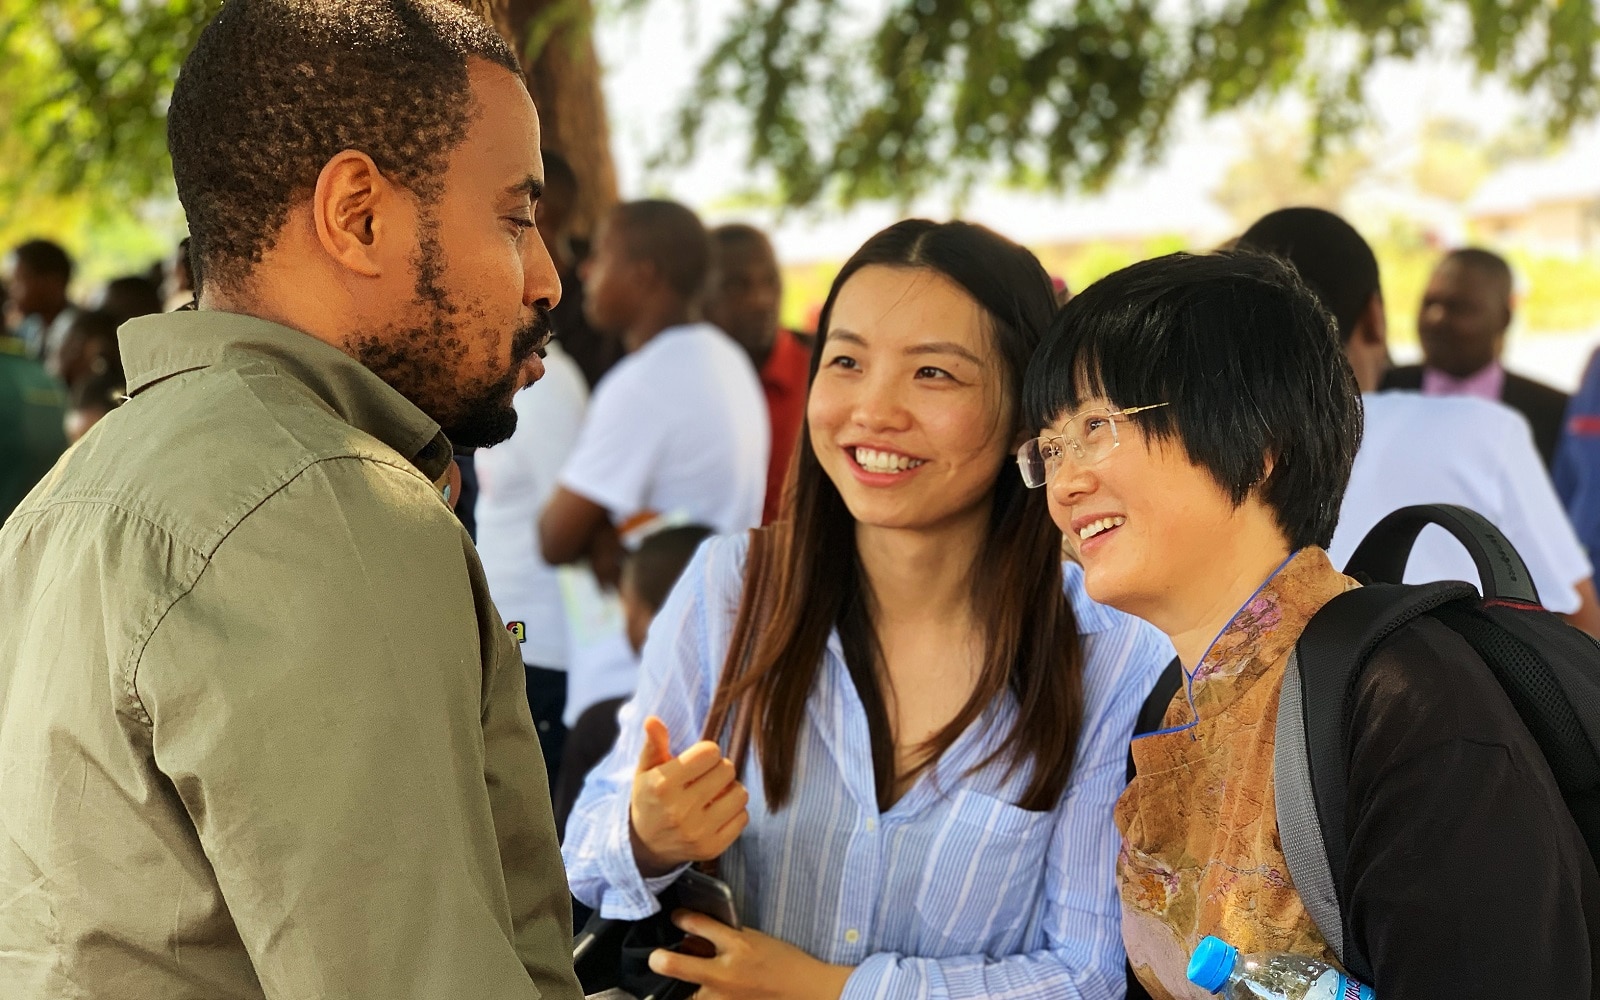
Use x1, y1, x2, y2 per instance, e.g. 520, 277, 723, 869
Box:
506, 621, 526, 644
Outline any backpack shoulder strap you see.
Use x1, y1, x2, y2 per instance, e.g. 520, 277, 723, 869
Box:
1278, 580, 1475, 982
1275, 646, 1351, 976
1127, 657, 1184, 783
1344, 503, 1540, 604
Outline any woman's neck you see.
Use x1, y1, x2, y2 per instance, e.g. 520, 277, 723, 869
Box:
1163, 528, 1295, 670
855, 506, 990, 628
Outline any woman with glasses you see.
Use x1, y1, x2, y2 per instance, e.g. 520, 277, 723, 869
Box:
1022, 251, 1600, 999
562, 219, 1174, 999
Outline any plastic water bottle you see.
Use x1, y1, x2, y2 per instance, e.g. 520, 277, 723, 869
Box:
1187, 935, 1375, 1000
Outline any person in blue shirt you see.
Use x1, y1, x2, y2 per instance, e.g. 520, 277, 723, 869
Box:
1556, 347, 1600, 567
562, 219, 1175, 1000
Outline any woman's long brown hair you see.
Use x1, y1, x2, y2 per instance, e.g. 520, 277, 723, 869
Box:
707, 220, 1085, 812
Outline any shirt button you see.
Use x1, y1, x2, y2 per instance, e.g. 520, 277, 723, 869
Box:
864, 818, 877, 832
844, 929, 860, 944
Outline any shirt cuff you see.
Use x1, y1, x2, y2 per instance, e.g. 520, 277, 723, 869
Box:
842, 952, 946, 1000
595, 792, 689, 919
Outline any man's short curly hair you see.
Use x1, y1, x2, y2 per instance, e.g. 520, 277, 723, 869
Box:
168, 0, 521, 291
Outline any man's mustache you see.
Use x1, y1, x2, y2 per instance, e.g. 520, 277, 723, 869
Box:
511, 305, 554, 363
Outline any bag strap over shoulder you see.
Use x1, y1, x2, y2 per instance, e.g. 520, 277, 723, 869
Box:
1344, 503, 1540, 604
1277, 580, 1475, 982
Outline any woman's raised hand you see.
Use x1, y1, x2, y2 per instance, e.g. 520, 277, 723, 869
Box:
629, 715, 750, 877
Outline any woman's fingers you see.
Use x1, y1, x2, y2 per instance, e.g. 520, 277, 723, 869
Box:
648, 946, 714, 985
672, 909, 739, 947
636, 716, 675, 773
711, 806, 750, 844
683, 755, 738, 796
659, 741, 728, 786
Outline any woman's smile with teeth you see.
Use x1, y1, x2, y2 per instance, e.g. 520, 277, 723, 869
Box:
1079, 516, 1125, 540
853, 447, 927, 474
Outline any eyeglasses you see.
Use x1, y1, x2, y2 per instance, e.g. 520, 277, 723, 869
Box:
1016, 402, 1169, 488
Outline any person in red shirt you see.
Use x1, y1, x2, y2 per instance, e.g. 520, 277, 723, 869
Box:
705, 224, 813, 523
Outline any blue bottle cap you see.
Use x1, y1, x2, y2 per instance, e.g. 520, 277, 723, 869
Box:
1187, 935, 1240, 994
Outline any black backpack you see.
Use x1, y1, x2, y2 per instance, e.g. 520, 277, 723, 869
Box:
1129, 504, 1600, 984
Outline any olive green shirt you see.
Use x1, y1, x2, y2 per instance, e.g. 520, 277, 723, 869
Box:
0, 311, 582, 1000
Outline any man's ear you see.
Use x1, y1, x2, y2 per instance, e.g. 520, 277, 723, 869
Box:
1357, 290, 1387, 349
312, 150, 396, 279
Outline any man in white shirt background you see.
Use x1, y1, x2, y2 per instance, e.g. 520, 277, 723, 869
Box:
1239, 207, 1600, 636
539, 199, 769, 721
475, 337, 589, 782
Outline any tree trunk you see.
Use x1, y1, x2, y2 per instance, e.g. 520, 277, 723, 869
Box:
461, 0, 619, 239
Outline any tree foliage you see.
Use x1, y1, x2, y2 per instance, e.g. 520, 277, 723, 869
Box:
0, 0, 619, 237
1, 0, 1595, 224
665, 0, 1598, 207
0, 0, 218, 209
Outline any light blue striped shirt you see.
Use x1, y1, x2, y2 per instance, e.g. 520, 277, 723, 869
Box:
563, 533, 1175, 1000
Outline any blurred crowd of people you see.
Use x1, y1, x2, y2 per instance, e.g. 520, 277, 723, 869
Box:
1, 235, 196, 518
12, 186, 1600, 727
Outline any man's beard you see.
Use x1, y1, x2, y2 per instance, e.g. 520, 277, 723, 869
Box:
351, 222, 551, 450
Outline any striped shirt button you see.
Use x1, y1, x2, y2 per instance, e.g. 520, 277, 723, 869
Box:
864, 817, 877, 832
844, 929, 860, 944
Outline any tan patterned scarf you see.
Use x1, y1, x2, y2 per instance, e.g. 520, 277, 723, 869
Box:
1117, 547, 1358, 999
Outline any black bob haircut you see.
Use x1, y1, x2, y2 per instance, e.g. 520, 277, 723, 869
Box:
1022, 251, 1363, 551
168, 0, 521, 292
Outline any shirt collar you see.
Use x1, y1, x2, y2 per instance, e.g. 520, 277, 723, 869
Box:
1187, 546, 1354, 715
119, 310, 452, 480
816, 560, 1123, 649
1423, 359, 1505, 402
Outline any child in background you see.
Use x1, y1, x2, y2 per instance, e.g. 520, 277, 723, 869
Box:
552, 523, 714, 838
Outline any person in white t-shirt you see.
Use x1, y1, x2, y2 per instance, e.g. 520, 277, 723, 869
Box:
540, 200, 769, 715
1334, 392, 1592, 608
1239, 207, 1600, 632
474, 339, 588, 781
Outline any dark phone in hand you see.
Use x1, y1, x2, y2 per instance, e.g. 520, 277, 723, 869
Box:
668, 868, 741, 930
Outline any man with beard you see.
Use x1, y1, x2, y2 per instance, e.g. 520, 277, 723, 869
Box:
0, 3, 583, 999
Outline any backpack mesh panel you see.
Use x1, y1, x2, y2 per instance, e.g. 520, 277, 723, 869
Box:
1430, 603, 1600, 792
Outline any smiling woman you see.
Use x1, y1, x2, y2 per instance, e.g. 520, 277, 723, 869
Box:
1021, 250, 1600, 999
562, 219, 1175, 1000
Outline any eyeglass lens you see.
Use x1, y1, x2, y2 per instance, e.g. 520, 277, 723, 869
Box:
1016, 409, 1122, 487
